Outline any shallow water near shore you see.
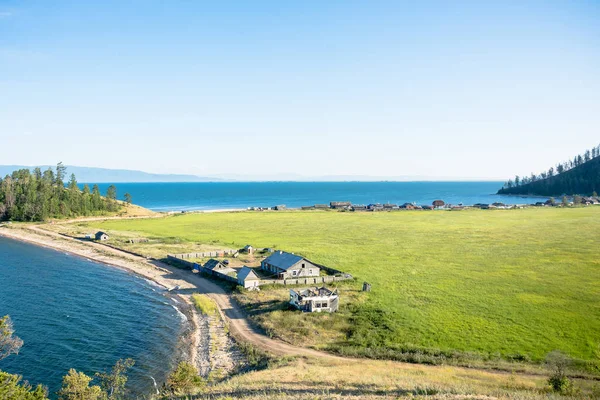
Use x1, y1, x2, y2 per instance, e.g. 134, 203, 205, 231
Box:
0, 236, 186, 398
83, 181, 547, 211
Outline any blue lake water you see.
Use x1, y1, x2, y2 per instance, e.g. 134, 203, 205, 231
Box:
0, 237, 186, 398
84, 181, 546, 212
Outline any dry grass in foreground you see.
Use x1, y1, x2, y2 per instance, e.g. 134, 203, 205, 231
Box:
198, 356, 599, 399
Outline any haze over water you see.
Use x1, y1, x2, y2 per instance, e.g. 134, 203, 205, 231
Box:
87, 181, 547, 211
0, 237, 186, 399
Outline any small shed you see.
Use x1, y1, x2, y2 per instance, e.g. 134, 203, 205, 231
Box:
241, 245, 254, 255
274, 205, 286, 211
95, 231, 109, 241
238, 266, 261, 289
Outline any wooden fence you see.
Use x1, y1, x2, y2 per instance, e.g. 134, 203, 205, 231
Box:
260, 274, 352, 286
166, 255, 196, 269
168, 250, 238, 260
167, 252, 354, 288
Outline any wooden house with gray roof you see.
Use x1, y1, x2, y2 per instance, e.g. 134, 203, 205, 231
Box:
261, 251, 320, 279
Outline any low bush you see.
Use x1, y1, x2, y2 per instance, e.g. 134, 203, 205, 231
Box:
191, 294, 218, 317
163, 361, 205, 397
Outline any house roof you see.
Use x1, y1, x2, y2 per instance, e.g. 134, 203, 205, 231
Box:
214, 267, 236, 276
263, 251, 305, 270
204, 259, 226, 271
238, 266, 259, 281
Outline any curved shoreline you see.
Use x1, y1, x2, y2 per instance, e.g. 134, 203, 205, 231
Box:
0, 226, 202, 373
0, 224, 350, 362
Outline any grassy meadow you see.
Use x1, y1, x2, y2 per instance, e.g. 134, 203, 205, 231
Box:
67, 208, 600, 367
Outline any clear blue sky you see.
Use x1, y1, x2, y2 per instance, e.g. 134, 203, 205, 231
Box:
1, 1, 599, 179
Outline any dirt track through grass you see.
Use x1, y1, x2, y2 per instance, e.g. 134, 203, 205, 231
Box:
82, 207, 600, 364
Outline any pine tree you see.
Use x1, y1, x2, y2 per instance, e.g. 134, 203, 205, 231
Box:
0, 166, 121, 221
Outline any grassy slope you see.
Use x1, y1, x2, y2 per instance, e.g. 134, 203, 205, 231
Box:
201, 356, 600, 399
74, 208, 600, 363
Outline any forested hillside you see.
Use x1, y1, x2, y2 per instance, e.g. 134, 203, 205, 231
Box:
0, 163, 126, 221
498, 145, 600, 196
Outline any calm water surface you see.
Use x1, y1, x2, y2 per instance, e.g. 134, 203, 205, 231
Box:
85, 181, 546, 211
0, 237, 186, 398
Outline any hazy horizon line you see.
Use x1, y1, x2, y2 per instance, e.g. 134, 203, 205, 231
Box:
0, 164, 507, 182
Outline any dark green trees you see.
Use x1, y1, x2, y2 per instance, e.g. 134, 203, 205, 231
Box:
0, 163, 122, 221
499, 144, 600, 196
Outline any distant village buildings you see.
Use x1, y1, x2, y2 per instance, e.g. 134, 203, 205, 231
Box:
330, 201, 352, 210
432, 200, 445, 208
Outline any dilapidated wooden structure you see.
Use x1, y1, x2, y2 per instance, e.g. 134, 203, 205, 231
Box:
289, 287, 339, 313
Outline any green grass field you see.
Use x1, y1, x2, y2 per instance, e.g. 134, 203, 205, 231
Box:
73, 208, 600, 366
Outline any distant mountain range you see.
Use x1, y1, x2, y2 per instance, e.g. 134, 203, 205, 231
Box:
0, 165, 503, 183
0, 165, 223, 183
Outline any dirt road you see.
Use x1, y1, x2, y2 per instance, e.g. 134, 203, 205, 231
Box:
0, 224, 343, 360
0, 224, 565, 385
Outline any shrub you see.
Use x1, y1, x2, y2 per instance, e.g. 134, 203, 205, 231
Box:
164, 361, 205, 396
0, 371, 48, 400
545, 350, 578, 395
57, 369, 103, 400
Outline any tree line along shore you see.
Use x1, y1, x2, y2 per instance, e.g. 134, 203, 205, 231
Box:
0, 162, 131, 222
498, 144, 600, 196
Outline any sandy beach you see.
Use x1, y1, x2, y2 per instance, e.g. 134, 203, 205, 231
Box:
0, 224, 241, 377
0, 223, 350, 363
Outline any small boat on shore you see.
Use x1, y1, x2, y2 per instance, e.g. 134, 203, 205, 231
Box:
167, 285, 181, 292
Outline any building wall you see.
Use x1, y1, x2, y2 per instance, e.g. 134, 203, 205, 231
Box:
241, 278, 260, 288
